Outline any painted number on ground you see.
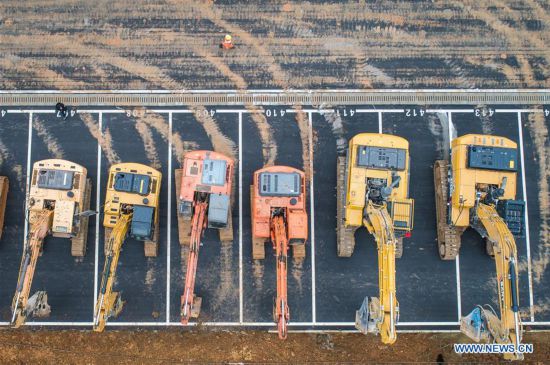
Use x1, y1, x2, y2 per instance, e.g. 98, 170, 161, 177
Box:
405, 108, 425, 117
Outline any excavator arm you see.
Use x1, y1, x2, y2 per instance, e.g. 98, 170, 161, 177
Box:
11, 209, 54, 327
181, 200, 208, 324
461, 202, 523, 360
356, 201, 399, 344
94, 213, 132, 332
271, 212, 289, 339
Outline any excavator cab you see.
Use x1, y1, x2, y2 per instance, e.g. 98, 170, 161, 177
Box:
11, 159, 91, 327
337, 133, 414, 344
103, 164, 161, 256
251, 166, 308, 339
434, 134, 524, 360
94, 163, 161, 332
176, 150, 234, 324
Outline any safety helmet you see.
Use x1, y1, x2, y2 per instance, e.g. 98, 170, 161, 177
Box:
225, 34, 232, 41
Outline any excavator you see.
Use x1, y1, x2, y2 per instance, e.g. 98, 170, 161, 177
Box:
434, 134, 525, 360
337, 133, 414, 344
94, 163, 161, 332
176, 150, 234, 324
11, 159, 91, 327
0, 176, 8, 239
251, 166, 308, 339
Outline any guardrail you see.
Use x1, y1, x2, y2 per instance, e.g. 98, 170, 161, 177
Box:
0, 89, 549, 106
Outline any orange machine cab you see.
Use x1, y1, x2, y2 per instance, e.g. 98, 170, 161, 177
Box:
178, 150, 234, 228
251, 166, 308, 245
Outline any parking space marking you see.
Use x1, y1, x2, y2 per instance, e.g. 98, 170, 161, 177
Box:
496, 109, 545, 113
426, 109, 473, 113
166, 112, 173, 323
239, 112, 244, 324
356, 109, 405, 113
378, 112, 382, 133
23, 112, 33, 242
308, 111, 316, 323
517, 112, 535, 322
93, 112, 102, 313
447, 112, 462, 320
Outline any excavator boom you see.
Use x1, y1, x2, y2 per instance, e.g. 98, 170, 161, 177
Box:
461, 202, 522, 360
94, 213, 132, 332
272, 213, 289, 339
11, 210, 53, 327
356, 201, 398, 344
181, 200, 208, 324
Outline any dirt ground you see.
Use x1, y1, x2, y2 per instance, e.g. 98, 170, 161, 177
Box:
0, 329, 548, 364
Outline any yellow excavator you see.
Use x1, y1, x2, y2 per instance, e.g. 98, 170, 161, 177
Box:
434, 134, 524, 360
94, 163, 161, 332
11, 159, 92, 327
337, 133, 414, 344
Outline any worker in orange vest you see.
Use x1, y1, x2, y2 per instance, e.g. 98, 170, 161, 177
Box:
220, 34, 234, 49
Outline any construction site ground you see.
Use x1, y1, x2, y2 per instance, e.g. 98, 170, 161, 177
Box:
1, 0, 550, 363
0, 106, 548, 329
0, 330, 549, 363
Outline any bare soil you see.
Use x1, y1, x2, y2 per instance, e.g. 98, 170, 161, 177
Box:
0, 329, 549, 364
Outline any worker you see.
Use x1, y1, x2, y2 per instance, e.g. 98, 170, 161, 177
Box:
220, 34, 234, 50
55, 102, 68, 119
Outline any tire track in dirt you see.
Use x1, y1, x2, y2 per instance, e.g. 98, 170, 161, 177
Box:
32, 116, 65, 159
0, 137, 24, 191
465, 2, 550, 285
527, 112, 550, 284
130, 110, 198, 166
214, 243, 236, 311
134, 118, 162, 170
190, 107, 236, 161
80, 113, 121, 165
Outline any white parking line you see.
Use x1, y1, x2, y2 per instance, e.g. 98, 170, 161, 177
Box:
93, 112, 102, 313
308, 111, 316, 323
378, 112, 382, 133
166, 112, 173, 323
238, 112, 244, 324
427, 109, 473, 113
517, 112, 535, 322
447, 112, 462, 320
23, 113, 33, 242
356, 109, 405, 113
496, 109, 545, 113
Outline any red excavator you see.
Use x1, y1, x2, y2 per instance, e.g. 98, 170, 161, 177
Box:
176, 150, 234, 324
251, 166, 308, 339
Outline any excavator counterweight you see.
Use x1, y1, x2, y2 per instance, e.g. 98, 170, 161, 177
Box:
177, 150, 234, 324
11, 159, 91, 327
434, 134, 525, 360
337, 133, 414, 344
94, 163, 162, 332
251, 166, 308, 339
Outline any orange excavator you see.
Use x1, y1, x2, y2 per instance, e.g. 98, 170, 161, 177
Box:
251, 166, 308, 339
176, 150, 234, 324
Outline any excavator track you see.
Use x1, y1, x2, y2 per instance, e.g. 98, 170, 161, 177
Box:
251, 185, 266, 260
434, 160, 461, 260
395, 237, 403, 259
71, 178, 92, 257
219, 211, 233, 243
336, 156, 356, 257
175, 169, 192, 246
144, 218, 159, 257
292, 241, 306, 259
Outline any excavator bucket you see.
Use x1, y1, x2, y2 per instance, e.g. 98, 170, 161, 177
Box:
460, 306, 489, 342
27, 291, 51, 318
355, 296, 380, 334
